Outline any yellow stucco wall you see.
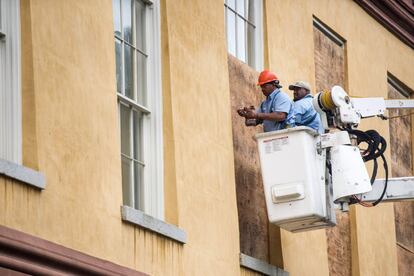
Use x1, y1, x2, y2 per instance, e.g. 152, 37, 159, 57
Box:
3, 0, 185, 274
265, 0, 413, 275
163, 0, 241, 274
1, 0, 412, 275
2, 0, 241, 275
240, 267, 262, 276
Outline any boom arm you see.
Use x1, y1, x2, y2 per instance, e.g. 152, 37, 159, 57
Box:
313, 86, 414, 130
313, 86, 414, 209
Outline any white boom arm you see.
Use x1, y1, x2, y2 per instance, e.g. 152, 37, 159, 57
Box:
313, 86, 414, 129
352, 97, 414, 119
361, 177, 414, 202
312, 86, 414, 208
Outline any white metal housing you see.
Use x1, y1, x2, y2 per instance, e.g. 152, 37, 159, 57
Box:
330, 145, 372, 203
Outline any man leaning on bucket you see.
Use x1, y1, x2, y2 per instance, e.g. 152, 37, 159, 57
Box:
237, 70, 295, 132
289, 81, 324, 133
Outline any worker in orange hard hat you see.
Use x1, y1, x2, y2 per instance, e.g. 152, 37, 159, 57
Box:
256, 70, 282, 87
237, 70, 295, 132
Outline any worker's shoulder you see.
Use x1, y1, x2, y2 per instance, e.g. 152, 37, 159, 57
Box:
294, 97, 314, 109
276, 89, 292, 100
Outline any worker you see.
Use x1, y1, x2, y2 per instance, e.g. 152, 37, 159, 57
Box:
289, 81, 323, 133
237, 70, 295, 132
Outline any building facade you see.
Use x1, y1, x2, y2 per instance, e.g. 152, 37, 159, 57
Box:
0, 0, 413, 275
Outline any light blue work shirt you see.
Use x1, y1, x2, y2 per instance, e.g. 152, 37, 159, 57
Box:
293, 94, 323, 133
258, 89, 295, 132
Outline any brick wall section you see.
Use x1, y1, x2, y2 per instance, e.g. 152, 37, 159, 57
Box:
388, 83, 414, 276
227, 55, 269, 262
313, 25, 351, 276
313, 27, 346, 92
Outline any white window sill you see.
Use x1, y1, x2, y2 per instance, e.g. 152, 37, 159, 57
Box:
0, 158, 45, 189
240, 253, 288, 276
121, 205, 186, 244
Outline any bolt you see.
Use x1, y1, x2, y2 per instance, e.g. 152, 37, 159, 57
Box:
345, 96, 350, 104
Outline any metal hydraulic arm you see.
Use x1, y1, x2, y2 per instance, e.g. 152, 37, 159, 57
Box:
313, 86, 414, 207
361, 177, 414, 203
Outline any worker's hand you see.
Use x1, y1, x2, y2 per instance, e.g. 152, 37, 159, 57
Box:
237, 108, 247, 117
244, 108, 257, 119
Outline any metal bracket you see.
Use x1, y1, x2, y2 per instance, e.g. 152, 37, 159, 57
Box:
324, 160, 337, 225
360, 177, 414, 202
0, 31, 5, 41
318, 131, 351, 150
316, 141, 322, 155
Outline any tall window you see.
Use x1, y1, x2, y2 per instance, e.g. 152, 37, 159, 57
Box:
224, 0, 263, 69
0, 0, 21, 164
113, 0, 163, 219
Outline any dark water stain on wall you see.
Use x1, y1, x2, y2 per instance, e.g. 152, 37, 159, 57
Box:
227, 54, 270, 262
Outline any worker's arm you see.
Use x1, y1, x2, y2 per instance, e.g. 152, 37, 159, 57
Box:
244, 109, 287, 122
257, 111, 286, 122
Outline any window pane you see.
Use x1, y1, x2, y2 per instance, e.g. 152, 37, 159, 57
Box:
122, 155, 133, 206
115, 39, 122, 93
135, 0, 146, 52
134, 162, 144, 210
120, 104, 131, 156
236, 18, 246, 62
136, 52, 147, 106
227, 0, 235, 9
122, 0, 133, 44
133, 110, 143, 161
113, 0, 121, 37
124, 44, 134, 99
226, 10, 236, 56
236, 0, 245, 17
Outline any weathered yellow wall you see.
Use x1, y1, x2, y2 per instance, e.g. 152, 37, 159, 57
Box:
240, 267, 262, 276
265, 0, 413, 275
2, 0, 184, 275
163, 0, 241, 274
16, 0, 127, 262
2, 0, 413, 275
2, 0, 241, 275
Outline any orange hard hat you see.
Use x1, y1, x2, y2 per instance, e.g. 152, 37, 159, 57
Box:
257, 70, 278, 86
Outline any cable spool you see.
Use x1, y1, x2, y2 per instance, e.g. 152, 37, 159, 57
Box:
320, 90, 336, 110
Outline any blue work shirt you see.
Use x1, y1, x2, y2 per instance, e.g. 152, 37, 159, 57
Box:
293, 94, 323, 133
258, 89, 295, 132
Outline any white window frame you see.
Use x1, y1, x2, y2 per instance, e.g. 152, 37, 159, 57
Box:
0, 0, 21, 164
113, 0, 163, 219
224, 0, 263, 70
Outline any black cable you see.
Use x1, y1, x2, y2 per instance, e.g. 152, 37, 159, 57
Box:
345, 128, 389, 206
372, 154, 388, 206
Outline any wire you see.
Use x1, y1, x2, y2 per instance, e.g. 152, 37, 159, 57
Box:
346, 129, 388, 206
352, 195, 373, 207
386, 111, 414, 120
